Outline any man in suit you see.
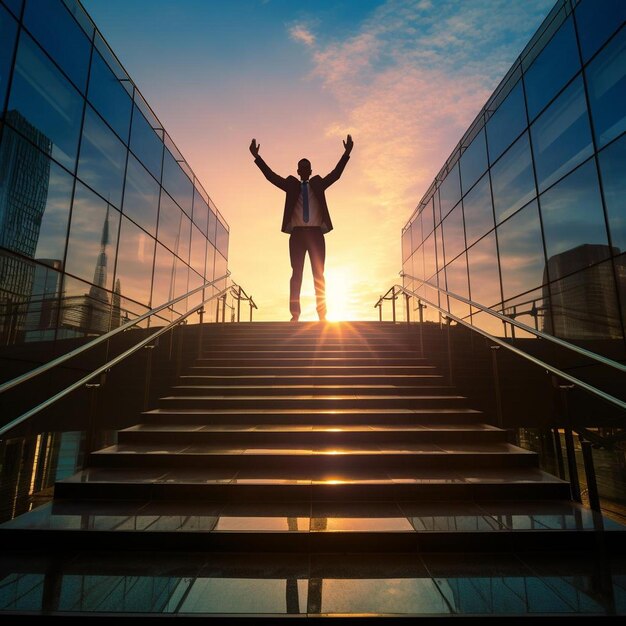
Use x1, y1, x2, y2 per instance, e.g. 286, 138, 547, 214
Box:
249, 135, 353, 321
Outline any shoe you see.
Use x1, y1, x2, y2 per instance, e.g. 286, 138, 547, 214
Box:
290, 316, 299, 322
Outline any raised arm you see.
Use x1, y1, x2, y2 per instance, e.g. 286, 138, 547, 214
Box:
321, 134, 353, 189
249, 138, 288, 191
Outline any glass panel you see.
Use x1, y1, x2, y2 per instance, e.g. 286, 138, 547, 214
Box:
486, 80, 526, 163
411, 213, 422, 251
87, 50, 132, 143
402, 225, 412, 263
460, 128, 487, 193
187, 269, 203, 321
545, 259, 623, 340
0, 126, 72, 263
445, 253, 470, 319
421, 198, 434, 238
433, 191, 441, 226
490, 131, 536, 224
412, 245, 424, 282
502, 288, 546, 336
156, 191, 182, 256
114, 216, 155, 307
438, 163, 461, 219
162, 149, 192, 215
598, 133, 626, 253
23, 258, 63, 342
524, 16, 580, 120
441, 203, 465, 264
497, 200, 546, 300
23, 0, 90, 92
216, 218, 228, 259
59, 274, 112, 337
178, 211, 191, 264
65, 181, 120, 291
3, 0, 22, 18
62, 0, 95, 40
0, 249, 63, 344
151, 243, 175, 315
214, 251, 227, 288
423, 233, 435, 281
0, 4, 18, 108
129, 105, 163, 182
462, 173, 494, 247
434, 225, 444, 274
586, 26, 626, 148
575, 0, 626, 62
208, 208, 217, 245
467, 232, 501, 309
173, 257, 188, 299
77, 106, 127, 209
190, 224, 206, 276
205, 244, 215, 283
540, 159, 609, 278
531, 76, 593, 192
121, 153, 159, 236
192, 186, 208, 235
7, 31, 83, 170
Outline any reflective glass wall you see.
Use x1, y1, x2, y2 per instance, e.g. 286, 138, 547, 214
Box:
0, 0, 230, 352
401, 0, 626, 355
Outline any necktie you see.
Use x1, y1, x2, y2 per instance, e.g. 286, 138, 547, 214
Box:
302, 181, 309, 223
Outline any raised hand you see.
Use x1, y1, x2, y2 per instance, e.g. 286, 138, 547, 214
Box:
343, 134, 354, 155
249, 138, 261, 158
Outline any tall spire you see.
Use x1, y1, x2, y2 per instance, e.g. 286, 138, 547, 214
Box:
89, 206, 110, 303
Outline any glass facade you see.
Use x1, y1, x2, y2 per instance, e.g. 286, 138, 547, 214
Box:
0, 0, 229, 351
402, 0, 626, 355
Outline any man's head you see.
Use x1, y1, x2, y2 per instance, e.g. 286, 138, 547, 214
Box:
297, 158, 312, 181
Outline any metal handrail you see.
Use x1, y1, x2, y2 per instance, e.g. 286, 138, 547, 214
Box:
400, 272, 626, 374
386, 279, 626, 413
0, 272, 230, 397
0, 281, 235, 438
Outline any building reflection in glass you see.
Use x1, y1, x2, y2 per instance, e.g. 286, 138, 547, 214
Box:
401, 0, 626, 356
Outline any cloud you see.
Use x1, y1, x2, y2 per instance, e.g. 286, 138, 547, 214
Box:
289, 23, 316, 47
291, 0, 554, 220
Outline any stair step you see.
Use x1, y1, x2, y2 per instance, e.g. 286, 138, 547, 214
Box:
89, 442, 538, 470
53, 467, 570, 501
188, 365, 439, 376
194, 357, 429, 367
117, 424, 506, 446
179, 374, 445, 386
141, 407, 485, 425
158, 395, 469, 410
169, 384, 454, 396
2, 499, 618, 553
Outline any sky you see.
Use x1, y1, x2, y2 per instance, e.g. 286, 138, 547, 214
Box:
81, 0, 555, 321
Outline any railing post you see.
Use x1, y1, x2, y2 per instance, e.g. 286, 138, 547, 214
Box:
552, 428, 566, 480
378, 301, 382, 322
249, 301, 253, 322
579, 436, 601, 512
197, 306, 205, 359
490, 345, 503, 429
84, 372, 105, 455
143, 344, 156, 411
445, 316, 453, 386
237, 286, 242, 322
221, 294, 227, 323
391, 287, 396, 323
559, 384, 582, 503
418, 299, 425, 357
404, 292, 411, 324
175, 321, 186, 380
215, 295, 221, 324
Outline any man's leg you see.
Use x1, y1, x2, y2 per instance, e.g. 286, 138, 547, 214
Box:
308, 228, 327, 320
289, 229, 306, 320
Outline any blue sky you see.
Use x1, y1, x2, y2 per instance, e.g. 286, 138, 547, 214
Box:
82, 0, 555, 320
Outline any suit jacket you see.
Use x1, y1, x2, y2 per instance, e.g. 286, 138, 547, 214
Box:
254, 153, 350, 234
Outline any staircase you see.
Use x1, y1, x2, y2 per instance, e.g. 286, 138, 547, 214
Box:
1, 321, 624, 617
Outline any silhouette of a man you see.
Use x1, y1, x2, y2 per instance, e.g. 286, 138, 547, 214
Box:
249, 135, 353, 321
